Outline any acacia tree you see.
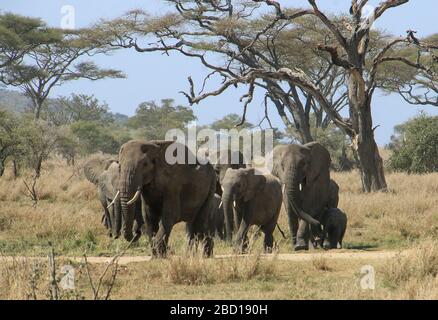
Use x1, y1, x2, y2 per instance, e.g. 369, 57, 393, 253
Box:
102, 0, 436, 192
2, 27, 125, 120
99, 4, 348, 145
0, 13, 60, 71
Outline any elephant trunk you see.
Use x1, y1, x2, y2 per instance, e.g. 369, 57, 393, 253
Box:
286, 173, 320, 227
221, 191, 234, 243
119, 165, 139, 242
113, 197, 122, 239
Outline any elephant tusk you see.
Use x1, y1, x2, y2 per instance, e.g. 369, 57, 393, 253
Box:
299, 183, 303, 191
233, 201, 236, 208
218, 201, 222, 209
127, 190, 141, 205
106, 190, 120, 209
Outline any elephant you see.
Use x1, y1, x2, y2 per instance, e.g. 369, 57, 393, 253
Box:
320, 208, 347, 249
221, 167, 282, 253
209, 149, 246, 240
271, 142, 332, 251
311, 179, 340, 248
83, 154, 118, 233
116, 140, 217, 257
83, 154, 143, 240
328, 179, 340, 208
208, 194, 225, 240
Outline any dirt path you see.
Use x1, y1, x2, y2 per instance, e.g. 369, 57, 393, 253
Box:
0, 250, 407, 265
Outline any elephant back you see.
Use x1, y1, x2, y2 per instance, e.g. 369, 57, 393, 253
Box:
83, 154, 118, 185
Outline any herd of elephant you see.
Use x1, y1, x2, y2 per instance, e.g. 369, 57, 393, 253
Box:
84, 140, 348, 257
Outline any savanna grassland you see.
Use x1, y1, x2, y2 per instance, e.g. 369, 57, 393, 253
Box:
0, 157, 437, 299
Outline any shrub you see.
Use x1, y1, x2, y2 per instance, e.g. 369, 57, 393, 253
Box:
387, 113, 438, 173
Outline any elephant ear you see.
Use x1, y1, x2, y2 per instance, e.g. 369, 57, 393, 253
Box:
84, 154, 117, 185
304, 142, 331, 185
243, 168, 266, 202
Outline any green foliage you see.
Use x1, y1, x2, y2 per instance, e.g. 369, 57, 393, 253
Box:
0, 13, 61, 69
70, 121, 120, 155
43, 94, 114, 126
388, 113, 438, 173
0, 110, 22, 174
128, 99, 196, 140
210, 113, 253, 131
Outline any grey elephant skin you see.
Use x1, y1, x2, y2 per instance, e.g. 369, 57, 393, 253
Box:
311, 179, 340, 248
117, 140, 217, 257
208, 194, 225, 240
321, 208, 347, 249
83, 154, 143, 240
221, 168, 282, 253
83, 154, 119, 235
272, 142, 332, 251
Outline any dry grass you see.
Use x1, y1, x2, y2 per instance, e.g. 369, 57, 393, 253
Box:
164, 251, 277, 286
0, 156, 437, 299
312, 255, 332, 272
381, 240, 438, 299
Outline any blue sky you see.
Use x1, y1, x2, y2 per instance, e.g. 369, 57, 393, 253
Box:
1, 0, 438, 145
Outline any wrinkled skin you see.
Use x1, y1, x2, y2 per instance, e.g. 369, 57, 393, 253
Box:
209, 149, 246, 240
320, 208, 347, 249
117, 140, 216, 257
83, 155, 143, 239
272, 142, 331, 251
221, 168, 282, 253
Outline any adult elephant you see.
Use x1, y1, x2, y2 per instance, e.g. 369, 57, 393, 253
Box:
272, 142, 331, 251
83, 154, 143, 240
116, 140, 217, 257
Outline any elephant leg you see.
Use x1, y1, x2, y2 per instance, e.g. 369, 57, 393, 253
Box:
295, 219, 309, 251
131, 200, 143, 242
235, 219, 250, 254
216, 221, 224, 240
152, 216, 174, 258
283, 193, 298, 247
143, 208, 159, 243
261, 218, 277, 254
263, 232, 274, 254
192, 199, 215, 257
153, 197, 178, 257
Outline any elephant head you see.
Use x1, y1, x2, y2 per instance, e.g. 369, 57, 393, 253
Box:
83, 154, 118, 185
99, 162, 122, 238
273, 142, 330, 228
221, 168, 266, 242
210, 149, 246, 196
117, 140, 168, 241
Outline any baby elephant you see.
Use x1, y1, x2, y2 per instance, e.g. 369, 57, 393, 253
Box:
221, 168, 282, 253
321, 208, 347, 249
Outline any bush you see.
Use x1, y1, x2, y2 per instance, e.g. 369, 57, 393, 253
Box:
387, 113, 438, 173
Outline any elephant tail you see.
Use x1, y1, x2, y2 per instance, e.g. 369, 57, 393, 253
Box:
276, 223, 287, 240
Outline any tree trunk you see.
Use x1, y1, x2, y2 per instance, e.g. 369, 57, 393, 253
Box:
348, 69, 387, 192
12, 159, 19, 178
35, 155, 43, 178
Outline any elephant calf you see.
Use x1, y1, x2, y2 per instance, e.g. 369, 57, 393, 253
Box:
221, 168, 282, 253
321, 208, 347, 249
